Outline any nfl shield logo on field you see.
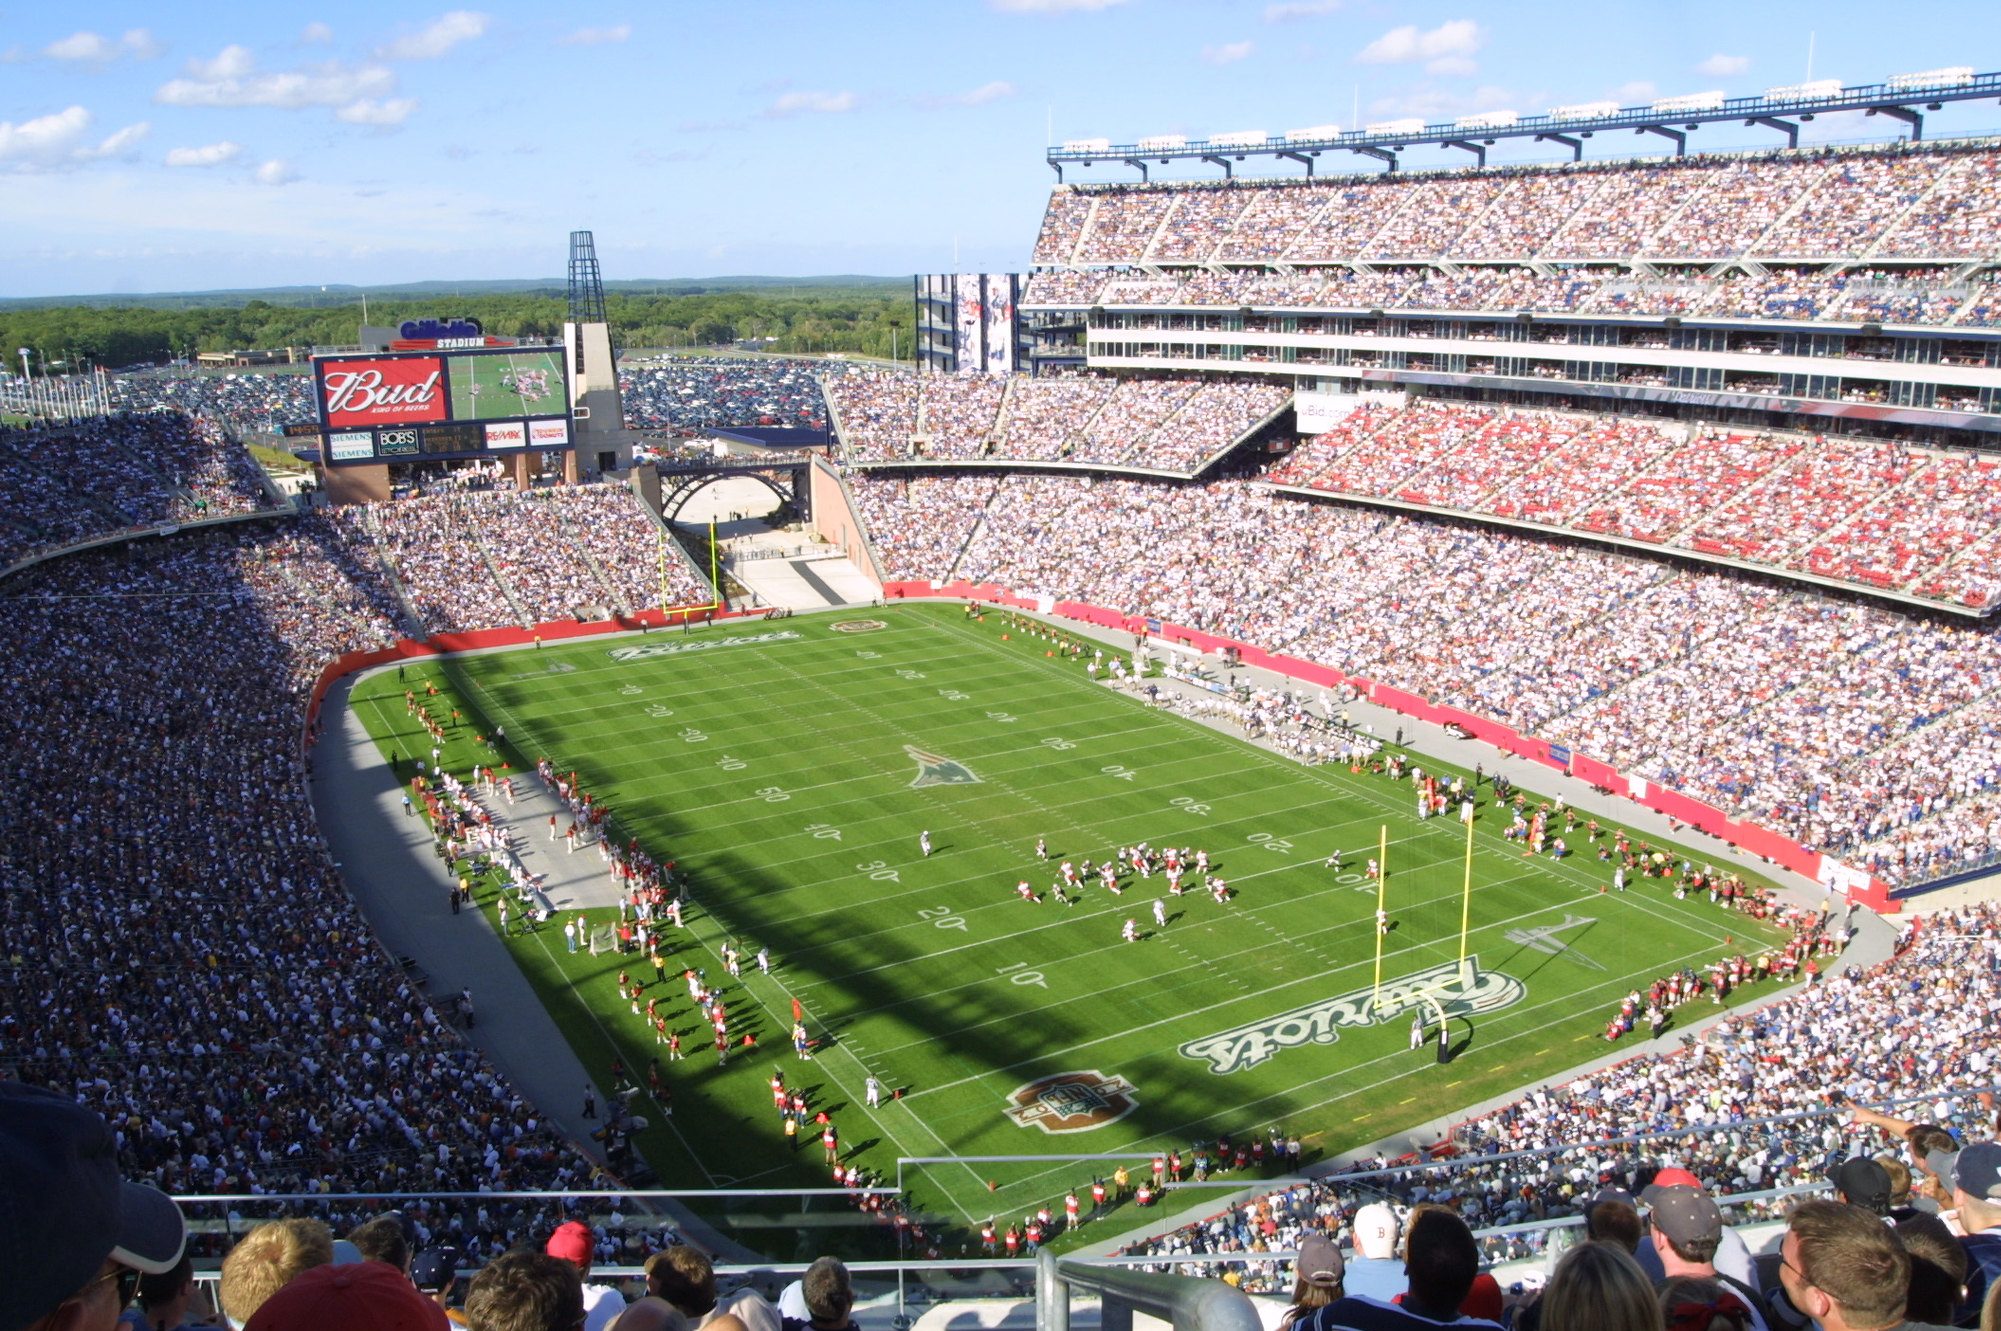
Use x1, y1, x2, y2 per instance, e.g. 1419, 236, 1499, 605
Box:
1003, 1070, 1138, 1133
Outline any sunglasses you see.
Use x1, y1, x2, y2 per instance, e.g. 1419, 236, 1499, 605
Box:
88, 1263, 143, 1308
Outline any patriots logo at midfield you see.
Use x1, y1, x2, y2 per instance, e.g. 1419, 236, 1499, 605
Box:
905, 745, 981, 788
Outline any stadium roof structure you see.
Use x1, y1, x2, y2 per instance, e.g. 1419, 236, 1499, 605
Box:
1046, 67, 2001, 179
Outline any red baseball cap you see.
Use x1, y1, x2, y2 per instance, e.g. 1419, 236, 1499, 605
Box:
244, 1261, 446, 1331
546, 1220, 594, 1266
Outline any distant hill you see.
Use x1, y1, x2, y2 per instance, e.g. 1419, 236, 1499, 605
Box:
0, 275, 904, 311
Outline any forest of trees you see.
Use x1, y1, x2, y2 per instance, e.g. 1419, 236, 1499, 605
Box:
0, 283, 911, 371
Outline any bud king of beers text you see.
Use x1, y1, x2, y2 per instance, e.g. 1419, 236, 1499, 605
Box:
320, 356, 448, 426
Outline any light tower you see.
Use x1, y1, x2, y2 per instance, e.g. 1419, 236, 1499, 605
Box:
567, 230, 608, 326
562, 230, 630, 479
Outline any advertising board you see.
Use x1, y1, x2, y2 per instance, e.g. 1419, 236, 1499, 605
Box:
312, 346, 575, 466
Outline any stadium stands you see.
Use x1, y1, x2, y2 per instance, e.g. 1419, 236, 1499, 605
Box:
1030, 142, 2001, 267
0, 413, 273, 567
827, 369, 1288, 469
618, 356, 842, 433
1264, 398, 2001, 609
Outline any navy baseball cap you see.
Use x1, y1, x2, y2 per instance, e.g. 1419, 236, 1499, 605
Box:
0, 1083, 186, 1331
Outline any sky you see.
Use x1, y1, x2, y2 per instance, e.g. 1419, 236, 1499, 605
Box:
1, 0, 1997, 297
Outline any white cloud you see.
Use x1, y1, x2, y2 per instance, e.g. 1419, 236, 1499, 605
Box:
0, 106, 149, 169
165, 141, 242, 168
255, 159, 298, 186
1427, 55, 1477, 78
336, 97, 419, 125
301, 22, 335, 44
41, 29, 158, 63
1356, 19, 1482, 69
1202, 41, 1254, 65
1612, 80, 1657, 105
925, 80, 1018, 108
1698, 53, 1750, 77
44, 32, 116, 62
187, 45, 255, 81
990, 0, 1129, 11
1264, 0, 1339, 19
768, 90, 857, 116
88, 122, 151, 158
156, 54, 398, 114
562, 24, 631, 45
377, 11, 489, 60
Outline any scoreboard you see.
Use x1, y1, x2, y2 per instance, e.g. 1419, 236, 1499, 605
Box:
312, 346, 573, 467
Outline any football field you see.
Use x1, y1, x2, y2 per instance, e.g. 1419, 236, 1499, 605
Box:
351, 603, 1789, 1246
447, 349, 570, 422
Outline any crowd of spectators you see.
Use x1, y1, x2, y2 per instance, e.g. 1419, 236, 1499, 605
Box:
0, 411, 274, 567
1032, 142, 2001, 267
827, 369, 1286, 470
618, 356, 843, 434
1116, 904, 2000, 1289
851, 469, 2001, 885
0, 527, 613, 1262
326, 485, 712, 634
1021, 262, 2001, 328
111, 367, 315, 431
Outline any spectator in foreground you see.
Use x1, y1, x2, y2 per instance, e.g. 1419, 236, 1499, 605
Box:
544, 1222, 625, 1331
1342, 1203, 1405, 1303
120, 1256, 219, 1331
1, 1083, 188, 1331
241, 1260, 445, 1331
1281, 1233, 1345, 1328
1657, 1277, 1759, 1331
1777, 1200, 1941, 1331
1892, 1216, 1966, 1327
1642, 1184, 1769, 1328
1540, 1242, 1660, 1331
1948, 1144, 2001, 1326
349, 1214, 416, 1281
411, 1248, 467, 1328
635, 1245, 769, 1331
217, 1220, 334, 1329
464, 1252, 583, 1331
1304, 1205, 1499, 1330
778, 1259, 857, 1331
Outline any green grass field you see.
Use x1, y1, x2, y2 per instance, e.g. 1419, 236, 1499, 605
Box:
351, 604, 1789, 1251
447, 349, 569, 422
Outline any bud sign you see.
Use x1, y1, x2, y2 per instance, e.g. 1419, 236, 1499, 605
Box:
318, 355, 448, 427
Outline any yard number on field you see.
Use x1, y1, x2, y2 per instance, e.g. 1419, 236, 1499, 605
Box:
918, 904, 966, 931
806, 823, 842, 841
997, 962, 1048, 990
1246, 832, 1293, 853
1170, 795, 1212, 817
860, 860, 901, 883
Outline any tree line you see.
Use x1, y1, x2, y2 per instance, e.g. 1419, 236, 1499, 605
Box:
0, 285, 912, 371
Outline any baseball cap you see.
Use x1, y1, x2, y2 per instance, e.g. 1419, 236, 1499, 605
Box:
410, 1247, 462, 1292
1297, 1233, 1344, 1288
1647, 1186, 1724, 1247
1954, 1142, 2001, 1201
243, 1259, 448, 1331
546, 1220, 594, 1266
1828, 1157, 1893, 1215
1352, 1201, 1401, 1258
0, 1082, 187, 1331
